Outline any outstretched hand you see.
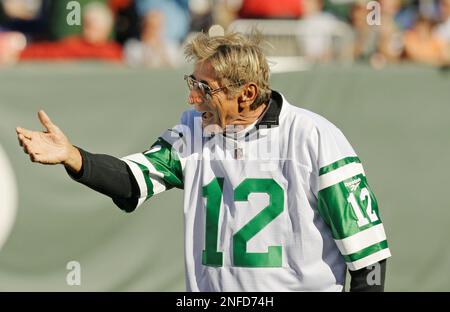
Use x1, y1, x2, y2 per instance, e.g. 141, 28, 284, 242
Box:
16, 110, 82, 172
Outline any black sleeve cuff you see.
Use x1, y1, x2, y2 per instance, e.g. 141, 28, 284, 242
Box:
65, 146, 140, 212
349, 259, 387, 292
65, 146, 86, 181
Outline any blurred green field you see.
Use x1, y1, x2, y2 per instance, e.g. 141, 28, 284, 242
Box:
0, 63, 449, 291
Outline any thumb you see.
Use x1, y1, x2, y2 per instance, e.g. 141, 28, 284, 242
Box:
38, 110, 58, 133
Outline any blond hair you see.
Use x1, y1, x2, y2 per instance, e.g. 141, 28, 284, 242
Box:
184, 31, 271, 110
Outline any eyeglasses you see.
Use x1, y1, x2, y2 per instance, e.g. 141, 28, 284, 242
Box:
184, 74, 241, 98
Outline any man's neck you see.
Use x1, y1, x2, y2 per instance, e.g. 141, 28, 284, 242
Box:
229, 102, 269, 128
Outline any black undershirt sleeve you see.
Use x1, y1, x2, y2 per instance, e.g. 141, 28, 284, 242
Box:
349, 259, 387, 292
65, 147, 140, 212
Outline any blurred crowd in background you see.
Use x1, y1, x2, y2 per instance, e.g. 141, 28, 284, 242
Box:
0, 0, 449, 68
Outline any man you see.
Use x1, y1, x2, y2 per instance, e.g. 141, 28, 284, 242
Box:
16, 31, 390, 292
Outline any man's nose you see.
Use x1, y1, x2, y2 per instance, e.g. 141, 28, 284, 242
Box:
187, 89, 204, 105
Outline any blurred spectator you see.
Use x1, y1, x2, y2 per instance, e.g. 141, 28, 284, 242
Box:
124, 10, 182, 67
395, 0, 419, 30
376, 0, 404, 63
1, 0, 449, 68
297, 0, 339, 62
351, 0, 404, 68
404, 15, 447, 65
47, 0, 101, 40
1, 0, 42, 20
189, 0, 214, 33
323, 0, 353, 21
0, 31, 26, 65
213, 0, 243, 29
0, 0, 50, 41
135, 0, 190, 43
19, 2, 122, 62
109, 0, 140, 44
418, 0, 439, 20
435, 0, 450, 42
351, 1, 378, 61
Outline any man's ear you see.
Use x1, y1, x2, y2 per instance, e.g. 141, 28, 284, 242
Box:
238, 83, 258, 111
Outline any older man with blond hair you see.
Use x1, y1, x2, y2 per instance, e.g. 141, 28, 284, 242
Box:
17, 31, 390, 292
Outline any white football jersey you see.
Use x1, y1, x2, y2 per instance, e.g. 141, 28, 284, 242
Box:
122, 91, 391, 292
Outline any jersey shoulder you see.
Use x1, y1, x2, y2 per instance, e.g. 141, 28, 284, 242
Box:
280, 95, 342, 136
279, 94, 357, 168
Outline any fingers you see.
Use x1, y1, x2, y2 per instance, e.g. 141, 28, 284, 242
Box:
18, 133, 34, 157
29, 152, 40, 163
20, 137, 40, 163
16, 116, 50, 162
17, 129, 35, 162
16, 126, 34, 139
17, 133, 27, 147
28, 151, 37, 163
23, 142, 30, 154
20, 136, 31, 153
38, 110, 58, 133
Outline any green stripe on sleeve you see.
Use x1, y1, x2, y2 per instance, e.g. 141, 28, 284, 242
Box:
343, 240, 389, 263
319, 156, 361, 175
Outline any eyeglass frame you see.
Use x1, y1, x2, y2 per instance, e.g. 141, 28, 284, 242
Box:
184, 74, 243, 98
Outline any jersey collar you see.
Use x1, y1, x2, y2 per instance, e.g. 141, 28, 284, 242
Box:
255, 90, 283, 129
